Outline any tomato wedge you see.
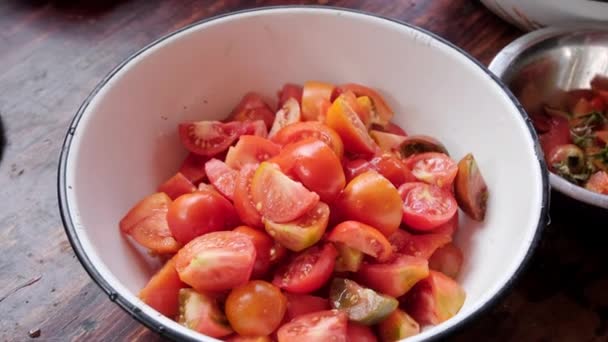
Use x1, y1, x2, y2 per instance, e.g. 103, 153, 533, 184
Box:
370, 129, 407, 154
229, 92, 276, 129
178, 121, 244, 156
302, 81, 335, 121
271, 121, 344, 159
377, 309, 420, 341
177, 288, 233, 338
406, 152, 458, 188
268, 98, 301, 138
399, 135, 449, 158
175, 231, 256, 292
278, 83, 303, 108
178, 153, 208, 184
234, 226, 274, 279
328, 221, 393, 262
158, 172, 196, 200
284, 293, 330, 321
388, 229, 452, 260
251, 162, 320, 223
265, 202, 329, 252
225, 135, 281, 170
399, 182, 458, 231
277, 310, 347, 342
233, 164, 264, 228
345, 155, 415, 188
339, 83, 394, 127
205, 158, 238, 200
355, 96, 374, 128
429, 243, 463, 279
454, 153, 489, 221
334, 242, 364, 273
357, 254, 429, 297
139, 256, 186, 318
273, 243, 337, 294
326, 91, 377, 156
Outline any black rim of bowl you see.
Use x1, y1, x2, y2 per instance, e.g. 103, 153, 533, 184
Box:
57, 5, 550, 341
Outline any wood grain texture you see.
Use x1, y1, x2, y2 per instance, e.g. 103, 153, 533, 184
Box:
1, 0, 607, 341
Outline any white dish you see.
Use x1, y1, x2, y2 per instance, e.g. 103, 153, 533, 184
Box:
58, 6, 549, 341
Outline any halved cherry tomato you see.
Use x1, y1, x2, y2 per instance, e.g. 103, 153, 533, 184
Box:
302, 81, 335, 121
357, 254, 429, 297
370, 130, 407, 154
377, 309, 420, 341
399, 135, 449, 158
158, 172, 196, 200
346, 323, 377, 342
328, 221, 393, 262
177, 288, 233, 338
272, 243, 337, 293
406, 152, 458, 188
326, 91, 377, 156
388, 229, 452, 260
339, 83, 394, 127
225, 136, 281, 170
120, 192, 181, 254
178, 153, 208, 184
175, 231, 256, 292
336, 171, 402, 237
271, 121, 344, 159
429, 243, 463, 279
226, 280, 287, 337
167, 189, 238, 245
272, 138, 345, 203
454, 153, 489, 221
205, 158, 238, 200
234, 226, 274, 279
586, 171, 608, 194
139, 256, 186, 318
265, 202, 329, 252
399, 182, 458, 231
251, 162, 320, 223
229, 92, 276, 129
278, 83, 303, 108
284, 293, 330, 321
179, 121, 244, 156
329, 278, 398, 325
269, 98, 301, 138
233, 164, 263, 228
345, 155, 415, 188
277, 310, 347, 342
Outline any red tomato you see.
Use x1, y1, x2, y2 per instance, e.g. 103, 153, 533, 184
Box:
377, 309, 420, 341
225, 280, 287, 336
429, 243, 463, 279
406, 152, 458, 188
346, 323, 377, 342
273, 138, 345, 203
265, 202, 330, 252
229, 92, 276, 129
273, 243, 337, 293
271, 121, 345, 159
369, 130, 407, 154
355, 96, 374, 128
326, 91, 378, 156
234, 226, 274, 279
433, 210, 459, 237
284, 293, 330, 321
177, 288, 233, 338
167, 189, 238, 245
302, 81, 335, 121
119, 192, 181, 254
399, 182, 458, 231
277, 310, 348, 342
383, 121, 407, 136
586, 171, 608, 194
179, 120, 267, 157
591, 96, 606, 112
539, 116, 571, 158
357, 254, 429, 297
345, 155, 415, 188
205, 158, 238, 200
336, 171, 402, 237
339, 83, 394, 127
158, 172, 196, 200
179, 153, 208, 184
251, 162, 320, 223
225, 135, 281, 170
234, 164, 264, 228
269, 98, 301, 138
138, 256, 186, 318
175, 231, 256, 292
278, 83, 303, 108
328, 221, 393, 262
388, 229, 452, 260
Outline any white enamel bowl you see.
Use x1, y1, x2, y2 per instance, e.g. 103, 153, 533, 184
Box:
58, 6, 549, 342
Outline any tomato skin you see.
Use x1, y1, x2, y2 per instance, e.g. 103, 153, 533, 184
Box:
138, 256, 186, 318
284, 293, 330, 321
278, 83, 303, 108
167, 189, 238, 245
370, 130, 407, 154
234, 226, 274, 279
177, 288, 233, 338
225, 135, 281, 170
334, 242, 364, 273
234, 164, 264, 228
271, 121, 345, 159
591, 95, 606, 112
328, 221, 393, 262
388, 229, 452, 260
399, 182, 458, 231
346, 323, 377, 342
269, 98, 302, 138
178, 153, 208, 185
377, 309, 420, 341
586, 171, 608, 194
429, 243, 463, 279
454, 153, 489, 221
205, 158, 238, 200
337, 171, 402, 237
175, 231, 256, 292
339, 83, 394, 127
302, 81, 335, 121
272, 243, 337, 294
178, 121, 242, 156
330, 278, 398, 325
345, 155, 415, 188
277, 310, 348, 342
406, 152, 458, 188
158, 172, 196, 200
265, 202, 330, 252
226, 280, 287, 337
326, 91, 378, 156
230, 92, 276, 129
357, 254, 429, 297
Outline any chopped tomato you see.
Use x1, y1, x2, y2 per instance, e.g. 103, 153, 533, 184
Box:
329, 278, 398, 325
265, 202, 329, 252
284, 293, 330, 321
225, 136, 281, 170
278, 83, 303, 108
205, 158, 238, 200
399, 182, 458, 231
139, 256, 186, 318
158, 172, 196, 200
345, 155, 415, 188
336, 171, 402, 237
178, 153, 208, 184
301, 81, 335, 121
273, 243, 337, 293
326, 91, 377, 156
234, 226, 274, 279
178, 121, 244, 156
355, 96, 374, 128
432, 211, 459, 237
334, 242, 364, 273
269, 98, 301, 138
226, 280, 287, 336
175, 231, 256, 292
346, 323, 377, 342
454, 153, 489, 221
251, 162, 320, 223
538, 116, 571, 158
399, 135, 449, 158
271, 121, 345, 159
357, 254, 429, 297
229, 92, 276, 129
233, 164, 264, 228
406, 152, 458, 188
277, 310, 347, 342
177, 288, 233, 338
370, 130, 407, 154
377, 309, 420, 341
339, 83, 394, 127
591, 96, 606, 112
429, 243, 463, 279
388, 229, 452, 260
383, 121, 407, 136
586, 171, 608, 194
328, 221, 393, 262
167, 189, 238, 245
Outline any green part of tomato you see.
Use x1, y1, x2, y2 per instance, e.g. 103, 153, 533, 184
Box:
329, 278, 398, 325
334, 242, 364, 273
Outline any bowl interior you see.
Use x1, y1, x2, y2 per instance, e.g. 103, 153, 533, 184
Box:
61, 7, 546, 341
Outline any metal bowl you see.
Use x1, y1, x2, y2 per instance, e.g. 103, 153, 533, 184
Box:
489, 26, 608, 208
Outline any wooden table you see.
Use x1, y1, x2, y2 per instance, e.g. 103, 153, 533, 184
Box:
1, 0, 607, 341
